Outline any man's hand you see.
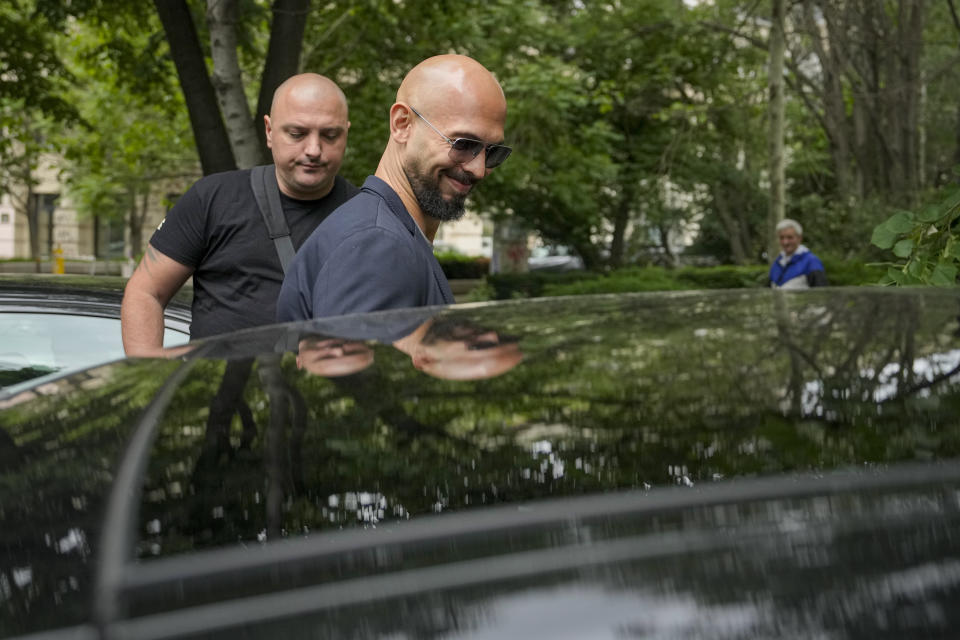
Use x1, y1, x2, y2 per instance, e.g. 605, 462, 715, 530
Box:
121, 245, 194, 358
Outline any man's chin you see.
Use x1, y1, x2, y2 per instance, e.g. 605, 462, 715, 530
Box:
424, 200, 468, 222
293, 176, 334, 197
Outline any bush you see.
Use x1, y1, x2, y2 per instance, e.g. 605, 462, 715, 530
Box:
821, 259, 885, 286
435, 252, 490, 279
475, 260, 881, 300
485, 270, 599, 299
542, 267, 686, 296
674, 265, 768, 289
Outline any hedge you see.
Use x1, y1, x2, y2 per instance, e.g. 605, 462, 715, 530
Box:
479, 261, 886, 300
435, 252, 490, 279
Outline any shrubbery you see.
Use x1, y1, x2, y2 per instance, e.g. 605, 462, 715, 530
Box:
435, 252, 490, 279
673, 265, 768, 289
475, 261, 883, 300
820, 259, 886, 287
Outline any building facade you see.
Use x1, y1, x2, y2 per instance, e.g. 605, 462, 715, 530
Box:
0, 155, 195, 263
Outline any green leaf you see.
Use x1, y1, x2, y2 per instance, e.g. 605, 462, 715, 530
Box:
906, 259, 925, 279
892, 238, 914, 258
916, 203, 944, 223
930, 263, 958, 287
946, 240, 960, 260
871, 211, 914, 249
871, 224, 899, 250
939, 187, 960, 215
886, 267, 907, 285
885, 211, 917, 233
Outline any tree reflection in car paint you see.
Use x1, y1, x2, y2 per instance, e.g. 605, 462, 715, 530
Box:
0, 359, 182, 636
134, 289, 960, 558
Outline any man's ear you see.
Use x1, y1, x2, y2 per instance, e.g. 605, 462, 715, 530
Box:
264, 114, 274, 148
389, 103, 414, 143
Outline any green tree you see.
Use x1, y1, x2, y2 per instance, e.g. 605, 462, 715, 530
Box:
153, 0, 313, 173
57, 17, 197, 257
0, 1, 83, 264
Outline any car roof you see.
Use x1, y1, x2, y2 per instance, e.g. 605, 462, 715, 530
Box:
0, 274, 192, 322
2, 287, 960, 638
0, 274, 192, 393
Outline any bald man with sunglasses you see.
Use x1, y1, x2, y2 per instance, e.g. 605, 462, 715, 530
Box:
277, 54, 511, 321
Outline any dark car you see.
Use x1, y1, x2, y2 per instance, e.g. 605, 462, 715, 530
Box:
2, 287, 960, 639
0, 275, 190, 390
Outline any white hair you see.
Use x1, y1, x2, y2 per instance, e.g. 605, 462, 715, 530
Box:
776, 218, 803, 235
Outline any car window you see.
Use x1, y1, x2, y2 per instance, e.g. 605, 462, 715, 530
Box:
0, 313, 187, 388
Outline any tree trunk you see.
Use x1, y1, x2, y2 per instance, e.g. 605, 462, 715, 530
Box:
767, 0, 786, 260
154, 0, 236, 175
254, 0, 311, 162
207, 0, 262, 169
804, 1, 863, 198
897, 0, 924, 198
609, 176, 638, 269
26, 183, 40, 272
127, 185, 149, 258
798, 0, 925, 204
712, 183, 749, 265
799, 1, 855, 198
656, 223, 676, 267
574, 240, 602, 271
950, 0, 960, 182
608, 205, 628, 269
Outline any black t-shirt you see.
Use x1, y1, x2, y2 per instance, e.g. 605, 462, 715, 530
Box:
150, 167, 359, 339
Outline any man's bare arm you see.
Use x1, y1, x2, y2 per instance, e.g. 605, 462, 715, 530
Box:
121, 245, 194, 357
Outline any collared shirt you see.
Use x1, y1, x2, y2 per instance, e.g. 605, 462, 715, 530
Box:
277, 176, 455, 322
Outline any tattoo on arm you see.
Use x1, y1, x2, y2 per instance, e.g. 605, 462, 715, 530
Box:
138, 245, 160, 277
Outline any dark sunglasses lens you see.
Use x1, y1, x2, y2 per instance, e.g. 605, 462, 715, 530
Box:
450, 138, 485, 158
448, 139, 512, 168
485, 145, 512, 168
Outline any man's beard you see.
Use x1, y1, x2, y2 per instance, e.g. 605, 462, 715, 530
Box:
404, 162, 473, 222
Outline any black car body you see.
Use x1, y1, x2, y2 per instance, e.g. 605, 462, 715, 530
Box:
2, 287, 960, 639
0, 275, 190, 390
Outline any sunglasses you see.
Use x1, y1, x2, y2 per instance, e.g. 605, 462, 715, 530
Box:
410, 106, 512, 169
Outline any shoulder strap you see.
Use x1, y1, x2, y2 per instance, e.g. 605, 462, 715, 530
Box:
250, 165, 296, 274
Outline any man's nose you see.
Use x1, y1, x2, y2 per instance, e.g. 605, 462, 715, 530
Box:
461, 149, 487, 176
304, 133, 322, 157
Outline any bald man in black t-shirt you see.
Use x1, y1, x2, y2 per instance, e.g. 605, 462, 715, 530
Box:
121, 74, 358, 356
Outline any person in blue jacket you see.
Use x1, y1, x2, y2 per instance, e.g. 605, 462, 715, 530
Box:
769, 219, 828, 289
